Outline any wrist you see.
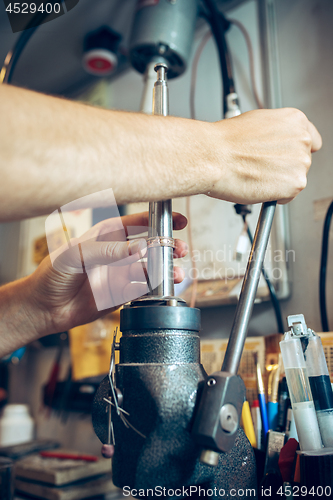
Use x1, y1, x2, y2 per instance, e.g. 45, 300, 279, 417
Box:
21, 273, 53, 339
200, 119, 245, 202
190, 120, 229, 198
0, 276, 48, 357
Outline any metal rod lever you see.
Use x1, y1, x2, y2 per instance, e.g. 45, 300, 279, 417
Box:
192, 196, 276, 458
222, 201, 277, 375
147, 63, 174, 297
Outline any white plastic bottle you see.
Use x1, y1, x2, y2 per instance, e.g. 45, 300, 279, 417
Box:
0, 404, 34, 446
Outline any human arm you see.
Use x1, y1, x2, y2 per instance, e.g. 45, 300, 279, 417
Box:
0, 84, 322, 222
0, 212, 188, 357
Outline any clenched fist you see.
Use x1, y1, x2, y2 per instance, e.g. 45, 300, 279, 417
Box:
205, 107, 322, 204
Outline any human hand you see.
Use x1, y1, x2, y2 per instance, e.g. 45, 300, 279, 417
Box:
26, 212, 188, 338
206, 108, 322, 204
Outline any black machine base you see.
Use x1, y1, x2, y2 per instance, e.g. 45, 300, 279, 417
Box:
92, 302, 256, 496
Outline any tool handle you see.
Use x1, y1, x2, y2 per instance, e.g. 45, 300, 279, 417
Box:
40, 451, 98, 462
258, 392, 269, 438
268, 401, 279, 431
241, 400, 257, 448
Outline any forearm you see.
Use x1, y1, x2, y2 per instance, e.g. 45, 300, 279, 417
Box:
0, 276, 47, 356
0, 84, 322, 222
0, 84, 217, 221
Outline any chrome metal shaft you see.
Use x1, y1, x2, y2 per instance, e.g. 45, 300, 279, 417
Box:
222, 201, 276, 375
152, 64, 169, 116
147, 63, 174, 297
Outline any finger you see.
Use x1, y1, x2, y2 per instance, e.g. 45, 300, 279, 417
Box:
98, 227, 147, 241
307, 121, 322, 152
96, 213, 188, 240
97, 228, 129, 242
119, 212, 150, 229
65, 212, 187, 254
101, 444, 114, 459
172, 212, 188, 230
174, 266, 185, 283
120, 212, 187, 234
173, 239, 188, 258
77, 217, 125, 243
79, 239, 147, 270
84, 213, 148, 243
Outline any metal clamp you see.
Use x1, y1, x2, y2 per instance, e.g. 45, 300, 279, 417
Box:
191, 372, 246, 455
287, 314, 309, 337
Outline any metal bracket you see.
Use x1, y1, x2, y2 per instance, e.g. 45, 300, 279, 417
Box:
191, 372, 246, 455
287, 314, 309, 337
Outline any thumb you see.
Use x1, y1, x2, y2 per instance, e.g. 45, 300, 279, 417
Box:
80, 238, 147, 270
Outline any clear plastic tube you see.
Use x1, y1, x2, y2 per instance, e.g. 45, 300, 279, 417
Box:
280, 335, 323, 451
302, 334, 333, 447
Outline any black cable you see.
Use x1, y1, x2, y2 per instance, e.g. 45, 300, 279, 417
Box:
217, 12, 234, 94
202, 0, 235, 113
3, 26, 39, 84
241, 212, 285, 334
319, 200, 333, 332
2, 0, 64, 84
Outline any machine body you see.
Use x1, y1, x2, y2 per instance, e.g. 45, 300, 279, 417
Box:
92, 300, 256, 492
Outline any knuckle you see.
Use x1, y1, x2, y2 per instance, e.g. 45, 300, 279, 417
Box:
283, 107, 299, 117
104, 242, 118, 260
284, 106, 296, 114
302, 152, 312, 170
292, 108, 307, 122
284, 107, 308, 126
296, 173, 307, 192
303, 133, 312, 148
